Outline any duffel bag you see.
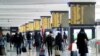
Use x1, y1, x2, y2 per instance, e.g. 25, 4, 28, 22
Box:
21, 46, 27, 52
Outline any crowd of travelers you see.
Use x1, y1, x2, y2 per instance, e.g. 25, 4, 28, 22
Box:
0, 28, 89, 56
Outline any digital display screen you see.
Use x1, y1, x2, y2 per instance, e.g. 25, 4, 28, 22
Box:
73, 29, 92, 40
53, 30, 68, 38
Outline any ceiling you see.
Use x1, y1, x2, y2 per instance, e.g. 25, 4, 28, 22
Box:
0, 0, 67, 5
0, 0, 69, 27
0, 0, 97, 27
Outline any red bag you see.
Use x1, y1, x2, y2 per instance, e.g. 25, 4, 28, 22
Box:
68, 43, 72, 51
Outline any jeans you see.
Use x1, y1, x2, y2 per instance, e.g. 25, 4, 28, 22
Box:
27, 40, 32, 50
16, 45, 21, 55
47, 46, 52, 56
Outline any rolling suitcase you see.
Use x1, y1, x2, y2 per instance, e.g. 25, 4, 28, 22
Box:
39, 48, 45, 56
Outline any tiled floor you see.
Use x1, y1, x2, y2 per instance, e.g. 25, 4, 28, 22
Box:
2, 43, 100, 56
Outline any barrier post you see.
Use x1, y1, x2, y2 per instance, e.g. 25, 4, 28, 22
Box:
96, 41, 100, 56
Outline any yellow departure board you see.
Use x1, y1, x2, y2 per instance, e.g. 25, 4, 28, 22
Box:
70, 5, 85, 24
20, 24, 27, 33
51, 11, 68, 27
81, 6, 84, 24
26, 23, 30, 31
25, 22, 34, 31
41, 16, 51, 29
51, 12, 61, 27
29, 22, 34, 31
19, 26, 23, 32
23, 25, 26, 32
34, 19, 41, 30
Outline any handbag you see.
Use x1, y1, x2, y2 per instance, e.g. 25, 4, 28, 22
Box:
55, 46, 61, 56
21, 46, 27, 52
55, 49, 61, 56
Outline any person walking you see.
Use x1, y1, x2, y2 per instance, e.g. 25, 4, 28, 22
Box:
6, 33, 11, 51
26, 32, 32, 50
77, 28, 89, 56
13, 32, 23, 55
0, 32, 5, 55
45, 31, 54, 56
55, 33, 63, 51
6, 33, 10, 43
63, 32, 68, 47
34, 32, 42, 56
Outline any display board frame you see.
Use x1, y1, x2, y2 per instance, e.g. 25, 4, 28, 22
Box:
70, 24, 95, 43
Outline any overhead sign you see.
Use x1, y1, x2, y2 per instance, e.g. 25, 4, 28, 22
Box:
34, 19, 41, 30
41, 16, 51, 29
10, 27, 18, 32
51, 11, 69, 28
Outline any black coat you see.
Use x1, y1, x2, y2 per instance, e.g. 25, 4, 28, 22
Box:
55, 33, 63, 50
34, 33, 42, 47
55, 34, 63, 46
13, 34, 23, 46
46, 35, 54, 47
6, 34, 10, 42
77, 32, 89, 54
26, 33, 31, 40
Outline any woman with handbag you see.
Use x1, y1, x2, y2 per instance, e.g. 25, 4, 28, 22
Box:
77, 28, 89, 56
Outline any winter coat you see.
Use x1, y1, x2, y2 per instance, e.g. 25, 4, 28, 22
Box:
46, 35, 54, 47
77, 32, 89, 54
55, 33, 63, 50
34, 33, 42, 47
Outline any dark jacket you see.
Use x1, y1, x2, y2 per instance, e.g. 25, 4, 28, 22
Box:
46, 34, 54, 47
26, 32, 31, 40
55, 33, 63, 50
55, 33, 63, 45
34, 32, 42, 47
6, 33, 10, 42
77, 32, 89, 54
14, 33, 23, 46
63, 34, 67, 39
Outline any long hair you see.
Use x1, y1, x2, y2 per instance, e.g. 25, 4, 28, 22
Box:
79, 28, 85, 33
